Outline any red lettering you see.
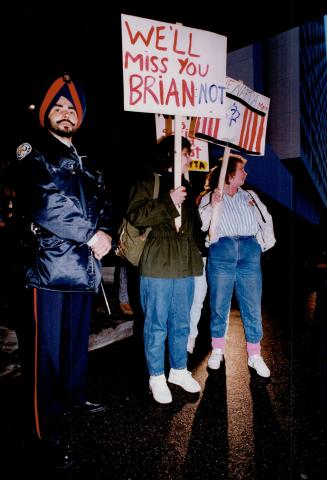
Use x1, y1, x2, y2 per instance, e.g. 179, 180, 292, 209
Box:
177, 58, 208, 77
199, 63, 209, 77
129, 75, 143, 105
149, 56, 158, 73
188, 33, 200, 58
159, 77, 164, 104
155, 26, 167, 51
124, 21, 154, 47
160, 58, 168, 73
144, 76, 159, 104
178, 58, 188, 74
150, 56, 169, 73
165, 79, 180, 106
128, 76, 195, 109
186, 62, 196, 76
173, 29, 186, 55
125, 52, 168, 74
124, 52, 144, 70
194, 146, 201, 157
182, 79, 195, 106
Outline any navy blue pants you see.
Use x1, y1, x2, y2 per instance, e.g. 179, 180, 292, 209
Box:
18, 288, 93, 441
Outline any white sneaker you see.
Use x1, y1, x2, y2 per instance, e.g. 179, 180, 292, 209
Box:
208, 348, 223, 370
168, 368, 201, 393
248, 354, 270, 378
187, 335, 196, 354
149, 374, 173, 404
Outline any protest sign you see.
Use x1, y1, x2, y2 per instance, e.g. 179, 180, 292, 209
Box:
191, 77, 270, 155
121, 14, 227, 118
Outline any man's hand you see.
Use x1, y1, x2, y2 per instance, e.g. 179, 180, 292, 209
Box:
90, 230, 112, 260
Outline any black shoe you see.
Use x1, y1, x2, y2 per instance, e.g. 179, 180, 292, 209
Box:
71, 400, 107, 415
51, 441, 74, 470
26, 438, 74, 471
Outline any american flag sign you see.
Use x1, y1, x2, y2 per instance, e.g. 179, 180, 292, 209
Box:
191, 77, 270, 156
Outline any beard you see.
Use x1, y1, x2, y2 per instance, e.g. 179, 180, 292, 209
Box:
48, 121, 77, 138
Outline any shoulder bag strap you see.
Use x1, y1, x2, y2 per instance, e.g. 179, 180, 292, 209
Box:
246, 190, 266, 223
153, 173, 160, 199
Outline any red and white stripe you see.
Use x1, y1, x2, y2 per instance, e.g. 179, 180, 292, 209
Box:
195, 117, 220, 140
238, 109, 265, 153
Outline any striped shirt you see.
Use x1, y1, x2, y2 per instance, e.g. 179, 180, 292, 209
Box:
217, 188, 259, 237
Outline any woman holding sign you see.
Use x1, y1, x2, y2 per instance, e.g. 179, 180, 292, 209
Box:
199, 154, 275, 377
126, 135, 203, 404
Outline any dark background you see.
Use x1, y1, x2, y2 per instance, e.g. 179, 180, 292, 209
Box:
2, 1, 326, 162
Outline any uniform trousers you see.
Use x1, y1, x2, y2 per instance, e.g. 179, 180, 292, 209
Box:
18, 288, 93, 441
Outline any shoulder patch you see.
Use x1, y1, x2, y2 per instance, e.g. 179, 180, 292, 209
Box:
16, 143, 32, 160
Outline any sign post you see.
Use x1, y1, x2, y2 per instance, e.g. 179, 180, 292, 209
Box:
174, 116, 182, 230
208, 146, 230, 240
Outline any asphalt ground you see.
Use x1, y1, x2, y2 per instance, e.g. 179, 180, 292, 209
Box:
1, 275, 326, 480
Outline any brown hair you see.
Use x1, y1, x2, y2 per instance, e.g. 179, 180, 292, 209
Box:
206, 154, 246, 190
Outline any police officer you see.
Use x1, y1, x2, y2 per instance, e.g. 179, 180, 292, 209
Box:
15, 74, 113, 469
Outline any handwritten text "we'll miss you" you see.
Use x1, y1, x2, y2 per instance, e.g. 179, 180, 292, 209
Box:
123, 20, 225, 109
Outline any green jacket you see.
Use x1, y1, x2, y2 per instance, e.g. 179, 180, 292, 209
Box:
127, 172, 203, 278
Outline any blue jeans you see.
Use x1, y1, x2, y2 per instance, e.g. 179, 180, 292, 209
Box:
208, 236, 263, 343
140, 276, 194, 376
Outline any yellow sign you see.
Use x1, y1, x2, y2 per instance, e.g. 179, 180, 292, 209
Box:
189, 160, 209, 171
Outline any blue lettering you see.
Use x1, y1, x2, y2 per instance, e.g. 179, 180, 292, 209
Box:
198, 84, 226, 105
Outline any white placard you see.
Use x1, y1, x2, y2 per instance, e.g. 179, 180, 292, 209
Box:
193, 77, 270, 155
121, 14, 227, 118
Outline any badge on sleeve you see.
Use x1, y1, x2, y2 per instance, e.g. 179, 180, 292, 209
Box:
16, 143, 32, 160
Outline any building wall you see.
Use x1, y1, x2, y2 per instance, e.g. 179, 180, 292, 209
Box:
300, 17, 327, 207
265, 28, 301, 160
226, 24, 324, 224
227, 45, 255, 89
228, 29, 301, 160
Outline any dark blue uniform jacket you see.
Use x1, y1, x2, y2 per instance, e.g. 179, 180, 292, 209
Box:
16, 132, 113, 292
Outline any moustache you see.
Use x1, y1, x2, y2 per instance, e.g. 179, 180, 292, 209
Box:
57, 119, 75, 127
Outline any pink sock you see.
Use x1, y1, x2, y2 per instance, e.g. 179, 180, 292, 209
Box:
212, 337, 225, 351
247, 342, 261, 357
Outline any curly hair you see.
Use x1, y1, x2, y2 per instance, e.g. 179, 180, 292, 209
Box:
205, 154, 247, 190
